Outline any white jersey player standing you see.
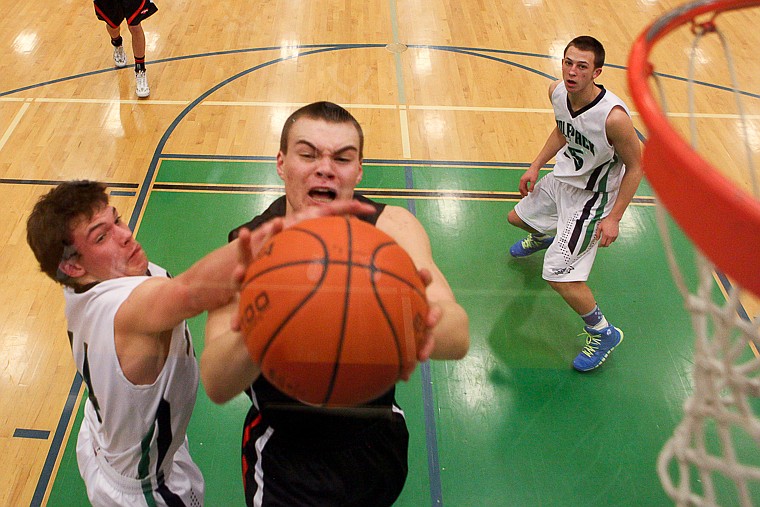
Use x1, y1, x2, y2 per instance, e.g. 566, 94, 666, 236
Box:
507, 36, 643, 372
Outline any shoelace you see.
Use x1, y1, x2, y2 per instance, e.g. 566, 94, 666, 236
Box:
522, 235, 539, 248
578, 333, 602, 358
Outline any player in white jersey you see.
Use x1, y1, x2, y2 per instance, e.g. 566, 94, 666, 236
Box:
26, 180, 379, 506
507, 36, 643, 372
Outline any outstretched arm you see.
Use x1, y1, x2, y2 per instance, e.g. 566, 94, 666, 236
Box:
116, 221, 282, 337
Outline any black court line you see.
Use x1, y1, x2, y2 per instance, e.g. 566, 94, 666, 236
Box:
150, 182, 658, 205
13, 429, 50, 440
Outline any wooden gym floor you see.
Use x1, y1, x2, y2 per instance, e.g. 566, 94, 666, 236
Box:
1, 0, 759, 505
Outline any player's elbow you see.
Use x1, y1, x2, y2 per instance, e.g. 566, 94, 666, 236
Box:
433, 310, 470, 360
450, 325, 470, 360
201, 374, 235, 405
199, 357, 235, 404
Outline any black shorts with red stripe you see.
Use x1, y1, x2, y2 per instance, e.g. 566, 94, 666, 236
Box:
241, 402, 409, 507
93, 0, 157, 28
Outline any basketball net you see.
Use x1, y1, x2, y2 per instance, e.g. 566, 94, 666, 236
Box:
628, 1, 760, 505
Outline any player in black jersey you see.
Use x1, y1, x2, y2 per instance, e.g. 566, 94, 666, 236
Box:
201, 102, 470, 506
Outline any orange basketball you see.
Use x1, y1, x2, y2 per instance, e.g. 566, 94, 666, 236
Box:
238, 215, 428, 407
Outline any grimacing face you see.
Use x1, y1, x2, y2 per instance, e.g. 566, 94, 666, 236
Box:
276, 117, 363, 215
60, 205, 148, 284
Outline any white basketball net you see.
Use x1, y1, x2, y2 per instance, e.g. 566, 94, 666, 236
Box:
653, 15, 760, 507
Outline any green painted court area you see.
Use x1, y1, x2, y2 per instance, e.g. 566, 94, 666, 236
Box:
49, 159, 741, 506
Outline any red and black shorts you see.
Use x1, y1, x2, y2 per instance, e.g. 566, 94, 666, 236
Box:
93, 0, 157, 28
241, 407, 409, 506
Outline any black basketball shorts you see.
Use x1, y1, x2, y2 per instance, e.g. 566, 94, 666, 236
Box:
241, 410, 409, 507
93, 0, 158, 28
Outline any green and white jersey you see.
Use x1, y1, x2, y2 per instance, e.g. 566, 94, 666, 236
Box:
552, 81, 630, 192
65, 263, 199, 488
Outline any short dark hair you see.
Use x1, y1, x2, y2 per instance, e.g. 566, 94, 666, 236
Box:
565, 36, 605, 69
26, 180, 109, 286
279, 101, 364, 159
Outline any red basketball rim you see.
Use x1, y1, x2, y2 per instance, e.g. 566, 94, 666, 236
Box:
627, 0, 760, 297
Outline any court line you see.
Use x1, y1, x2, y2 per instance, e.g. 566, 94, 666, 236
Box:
31, 374, 82, 507
399, 107, 412, 158
0, 100, 31, 152
148, 182, 658, 205
0, 177, 138, 188
158, 152, 540, 167
13, 429, 50, 440
4, 42, 760, 101
7, 95, 759, 119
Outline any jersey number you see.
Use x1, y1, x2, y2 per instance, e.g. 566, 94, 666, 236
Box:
564, 147, 585, 171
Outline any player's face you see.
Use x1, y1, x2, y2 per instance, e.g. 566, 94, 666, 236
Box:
64, 205, 148, 284
562, 46, 602, 93
276, 118, 363, 214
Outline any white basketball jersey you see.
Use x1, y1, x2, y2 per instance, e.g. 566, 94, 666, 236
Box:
65, 263, 199, 485
552, 81, 630, 192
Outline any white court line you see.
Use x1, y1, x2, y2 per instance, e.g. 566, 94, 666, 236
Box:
0, 100, 31, 152
409, 105, 554, 114
32, 97, 188, 106
398, 107, 411, 159
2, 96, 758, 119
202, 101, 398, 110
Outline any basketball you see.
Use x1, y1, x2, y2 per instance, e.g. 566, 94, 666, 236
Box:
238, 215, 429, 407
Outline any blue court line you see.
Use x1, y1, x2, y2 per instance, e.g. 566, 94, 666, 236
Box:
159, 153, 542, 168
31, 373, 82, 507
0, 178, 138, 188
403, 157, 444, 505
4, 42, 758, 101
13, 429, 50, 440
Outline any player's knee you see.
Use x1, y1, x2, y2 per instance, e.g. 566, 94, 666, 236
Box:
507, 210, 522, 227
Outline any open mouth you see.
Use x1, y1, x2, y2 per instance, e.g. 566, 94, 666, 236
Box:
308, 187, 337, 203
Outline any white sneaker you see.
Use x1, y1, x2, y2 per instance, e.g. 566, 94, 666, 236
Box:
135, 70, 150, 98
113, 45, 127, 68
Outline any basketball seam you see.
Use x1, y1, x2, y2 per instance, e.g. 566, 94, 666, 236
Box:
370, 242, 405, 379
254, 229, 330, 370
323, 216, 352, 405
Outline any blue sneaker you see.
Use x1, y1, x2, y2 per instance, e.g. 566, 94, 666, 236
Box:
572, 325, 624, 372
509, 234, 554, 257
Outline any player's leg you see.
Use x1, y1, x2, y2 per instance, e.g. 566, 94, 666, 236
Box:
94, 0, 127, 68
106, 25, 127, 68
507, 174, 557, 257
542, 183, 623, 371
548, 280, 623, 371
122, 0, 157, 98
127, 23, 149, 97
